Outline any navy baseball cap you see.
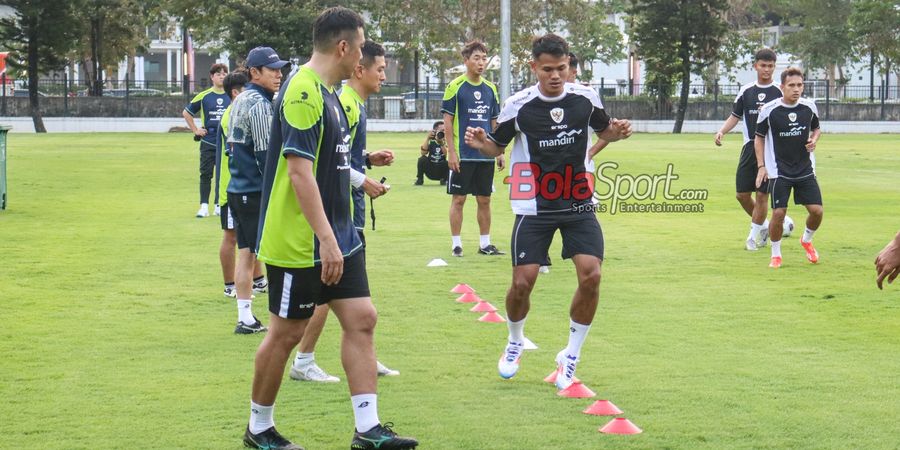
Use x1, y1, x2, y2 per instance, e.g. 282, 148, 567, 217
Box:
246, 47, 289, 69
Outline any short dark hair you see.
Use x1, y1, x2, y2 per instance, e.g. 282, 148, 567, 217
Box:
223, 69, 249, 99
432, 121, 443, 130
313, 6, 365, 52
781, 67, 804, 84
754, 48, 777, 62
360, 40, 385, 68
210, 63, 228, 75
461, 40, 488, 59
568, 52, 579, 70
532, 34, 568, 59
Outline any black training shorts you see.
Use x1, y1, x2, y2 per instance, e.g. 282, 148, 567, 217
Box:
219, 203, 235, 231
227, 192, 261, 250
447, 161, 494, 197
736, 141, 767, 194
511, 212, 604, 266
266, 251, 370, 320
768, 175, 822, 209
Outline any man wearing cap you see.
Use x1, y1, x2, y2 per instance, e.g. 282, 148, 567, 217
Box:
226, 46, 288, 334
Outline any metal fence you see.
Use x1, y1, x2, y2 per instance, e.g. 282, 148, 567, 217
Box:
2, 77, 898, 121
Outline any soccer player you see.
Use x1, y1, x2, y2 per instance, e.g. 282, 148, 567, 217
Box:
715, 48, 782, 251
754, 67, 822, 269
226, 47, 288, 334
183, 63, 229, 218
214, 70, 268, 302
464, 33, 632, 390
442, 40, 504, 257
245, 8, 417, 449
288, 40, 399, 383
415, 121, 449, 186
875, 231, 900, 289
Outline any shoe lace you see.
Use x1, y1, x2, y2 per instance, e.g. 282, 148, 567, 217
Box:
377, 422, 398, 437
505, 343, 521, 362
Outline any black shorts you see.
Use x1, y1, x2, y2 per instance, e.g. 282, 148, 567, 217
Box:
219, 202, 235, 231
511, 213, 604, 266
447, 161, 494, 196
227, 192, 261, 250
768, 175, 822, 209
266, 251, 370, 320
736, 141, 767, 194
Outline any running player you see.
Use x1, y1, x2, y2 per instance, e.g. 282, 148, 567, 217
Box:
715, 48, 782, 250
244, 8, 417, 450
184, 63, 229, 218
464, 33, 632, 390
754, 67, 822, 269
442, 40, 504, 257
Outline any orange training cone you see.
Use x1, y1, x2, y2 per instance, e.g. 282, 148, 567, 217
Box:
557, 381, 596, 398
455, 292, 480, 303
599, 417, 642, 434
470, 301, 498, 313
478, 311, 506, 323
583, 400, 623, 416
450, 284, 475, 294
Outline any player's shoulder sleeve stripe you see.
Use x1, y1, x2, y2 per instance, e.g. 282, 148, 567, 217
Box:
484, 79, 499, 95
798, 98, 819, 115
756, 98, 779, 124
497, 86, 537, 123
443, 75, 466, 100
569, 83, 603, 109
339, 90, 361, 128
734, 82, 754, 102
282, 72, 324, 131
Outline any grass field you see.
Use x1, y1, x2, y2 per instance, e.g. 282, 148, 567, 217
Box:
1, 131, 898, 449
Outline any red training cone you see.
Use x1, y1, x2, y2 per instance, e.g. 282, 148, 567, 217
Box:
599, 417, 642, 434
478, 311, 506, 323
450, 284, 475, 294
557, 381, 596, 398
544, 368, 579, 384
455, 292, 480, 303
470, 301, 498, 313
583, 400, 623, 416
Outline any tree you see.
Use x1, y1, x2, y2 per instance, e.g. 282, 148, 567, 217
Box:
629, 0, 729, 133
849, 0, 900, 87
0, 1, 79, 132
75, 0, 161, 96
776, 0, 855, 97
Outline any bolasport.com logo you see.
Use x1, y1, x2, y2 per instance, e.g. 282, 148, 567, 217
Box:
503, 161, 708, 215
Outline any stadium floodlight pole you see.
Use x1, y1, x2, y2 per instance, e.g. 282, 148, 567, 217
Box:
500, 0, 511, 102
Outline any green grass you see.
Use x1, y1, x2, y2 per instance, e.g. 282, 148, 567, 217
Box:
1, 131, 898, 449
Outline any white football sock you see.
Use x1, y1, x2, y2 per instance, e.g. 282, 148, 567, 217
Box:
249, 401, 274, 434
565, 320, 591, 359
480, 234, 491, 248
451, 235, 462, 248
802, 227, 816, 244
237, 299, 254, 324
771, 240, 782, 257
507, 318, 526, 344
351, 393, 380, 433
749, 222, 761, 240
294, 352, 314, 367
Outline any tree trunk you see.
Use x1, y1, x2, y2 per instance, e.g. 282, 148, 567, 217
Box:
26, 19, 46, 133
673, 38, 691, 133
90, 16, 103, 96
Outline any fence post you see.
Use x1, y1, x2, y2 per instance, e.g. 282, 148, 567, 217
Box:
1, 73, 6, 116
714, 80, 719, 118
825, 79, 830, 120
125, 72, 130, 118
881, 80, 886, 120
425, 76, 430, 120
63, 73, 68, 116
600, 77, 605, 102
657, 79, 662, 121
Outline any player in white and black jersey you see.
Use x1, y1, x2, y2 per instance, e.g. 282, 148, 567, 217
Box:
465, 34, 631, 391
715, 48, 782, 251
754, 67, 822, 269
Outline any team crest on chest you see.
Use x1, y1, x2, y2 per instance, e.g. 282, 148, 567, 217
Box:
474, 91, 482, 101
788, 112, 797, 123
550, 108, 564, 124
757, 93, 766, 102
217, 98, 224, 105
